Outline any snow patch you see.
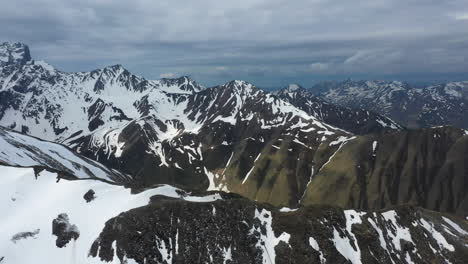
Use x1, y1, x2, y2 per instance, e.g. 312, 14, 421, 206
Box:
251, 208, 290, 264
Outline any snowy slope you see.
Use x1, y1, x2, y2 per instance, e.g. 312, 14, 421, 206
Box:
0, 127, 129, 183
0, 60, 203, 142
0, 166, 221, 264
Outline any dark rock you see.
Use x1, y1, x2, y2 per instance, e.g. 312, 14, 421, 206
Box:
401, 239, 415, 252
33, 167, 44, 179
11, 229, 40, 243
84, 189, 96, 203
52, 213, 80, 248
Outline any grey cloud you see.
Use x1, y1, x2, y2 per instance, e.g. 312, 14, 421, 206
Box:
1, 0, 467, 86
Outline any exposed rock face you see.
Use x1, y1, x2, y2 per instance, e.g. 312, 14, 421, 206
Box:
11, 229, 40, 243
90, 194, 468, 264
52, 213, 80, 248
314, 79, 468, 129
84, 189, 96, 203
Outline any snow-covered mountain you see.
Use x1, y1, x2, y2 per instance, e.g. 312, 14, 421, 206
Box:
2, 42, 468, 213
0, 42, 352, 204
275, 84, 403, 134
0, 45, 203, 142
314, 80, 468, 129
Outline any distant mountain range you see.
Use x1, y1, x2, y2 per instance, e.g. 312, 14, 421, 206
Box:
1, 42, 468, 263
275, 84, 402, 135
311, 79, 468, 129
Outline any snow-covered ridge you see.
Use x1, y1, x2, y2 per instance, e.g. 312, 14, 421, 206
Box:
0, 165, 222, 264
0, 127, 129, 183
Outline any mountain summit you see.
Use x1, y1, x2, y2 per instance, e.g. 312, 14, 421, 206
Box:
0, 42, 31, 66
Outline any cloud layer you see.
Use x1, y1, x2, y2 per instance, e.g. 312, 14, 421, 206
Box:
2, 0, 467, 86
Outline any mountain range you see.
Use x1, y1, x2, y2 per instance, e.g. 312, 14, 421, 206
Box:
1, 42, 468, 263
312, 79, 468, 129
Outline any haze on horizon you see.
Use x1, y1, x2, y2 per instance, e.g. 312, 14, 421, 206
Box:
1, 0, 468, 87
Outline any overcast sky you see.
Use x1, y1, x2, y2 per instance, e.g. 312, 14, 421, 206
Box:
2, 0, 468, 87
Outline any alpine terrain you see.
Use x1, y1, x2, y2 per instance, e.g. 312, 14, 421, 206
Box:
313, 80, 468, 129
1, 42, 468, 264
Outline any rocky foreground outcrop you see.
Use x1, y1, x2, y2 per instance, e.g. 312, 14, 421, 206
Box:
90, 193, 468, 264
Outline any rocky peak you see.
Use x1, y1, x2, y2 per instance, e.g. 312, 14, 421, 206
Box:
274, 84, 307, 97
158, 75, 204, 93
103, 64, 126, 72
0, 42, 32, 66
285, 83, 303, 92
220, 80, 258, 95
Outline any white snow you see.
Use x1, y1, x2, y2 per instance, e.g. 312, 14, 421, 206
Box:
330, 210, 365, 264
279, 207, 298, 212
367, 218, 387, 250
204, 167, 219, 191
0, 128, 126, 182
419, 218, 454, 252
223, 246, 232, 264
381, 210, 414, 251
372, 140, 378, 156
372, 141, 378, 152
331, 227, 362, 264
442, 217, 468, 236
309, 236, 326, 263
34, 60, 55, 72
329, 136, 355, 146
287, 84, 301, 91
242, 166, 255, 184
405, 252, 415, 264
250, 208, 290, 264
